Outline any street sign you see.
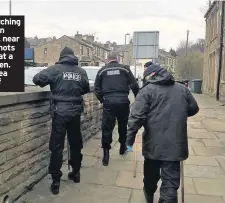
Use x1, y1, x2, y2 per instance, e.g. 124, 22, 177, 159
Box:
133, 31, 159, 59
25, 48, 34, 60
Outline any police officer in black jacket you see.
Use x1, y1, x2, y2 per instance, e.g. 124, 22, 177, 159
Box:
33, 46, 90, 195
94, 52, 139, 166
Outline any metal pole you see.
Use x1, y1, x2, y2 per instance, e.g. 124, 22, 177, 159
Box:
181, 161, 184, 203
153, 31, 157, 63
67, 137, 70, 171
216, 1, 225, 101
125, 34, 130, 45
133, 137, 137, 178
134, 33, 138, 78
185, 30, 189, 80
9, 0, 11, 15
124, 34, 130, 65
185, 30, 189, 57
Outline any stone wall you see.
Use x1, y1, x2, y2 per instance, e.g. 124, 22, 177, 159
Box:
0, 86, 102, 202
202, 0, 225, 99
34, 35, 92, 66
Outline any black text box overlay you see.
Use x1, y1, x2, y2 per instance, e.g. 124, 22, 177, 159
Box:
0, 16, 24, 92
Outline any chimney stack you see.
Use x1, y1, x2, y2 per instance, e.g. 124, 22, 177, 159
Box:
75, 31, 82, 40
83, 34, 94, 42
104, 44, 109, 49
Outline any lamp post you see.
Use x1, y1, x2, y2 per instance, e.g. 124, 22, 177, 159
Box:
125, 33, 130, 45
9, 0, 12, 15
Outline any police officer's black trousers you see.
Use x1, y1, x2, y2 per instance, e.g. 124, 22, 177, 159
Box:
144, 158, 180, 203
101, 103, 130, 149
49, 114, 83, 181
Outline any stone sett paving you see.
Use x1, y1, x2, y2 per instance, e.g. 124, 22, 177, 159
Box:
16, 94, 225, 203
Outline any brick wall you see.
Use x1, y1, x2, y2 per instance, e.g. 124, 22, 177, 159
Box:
0, 87, 102, 202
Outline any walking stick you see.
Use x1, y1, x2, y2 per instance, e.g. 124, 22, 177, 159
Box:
181, 161, 184, 203
67, 137, 70, 171
133, 136, 137, 178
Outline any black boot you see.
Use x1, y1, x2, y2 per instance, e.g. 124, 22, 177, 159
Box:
143, 187, 154, 203
51, 180, 60, 195
68, 170, 80, 183
119, 143, 127, 155
102, 148, 109, 166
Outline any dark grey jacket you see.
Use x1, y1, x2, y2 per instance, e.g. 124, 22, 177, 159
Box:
33, 47, 90, 116
126, 68, 199, 161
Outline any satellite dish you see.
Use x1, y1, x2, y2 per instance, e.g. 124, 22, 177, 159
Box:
3, 195, 9, 203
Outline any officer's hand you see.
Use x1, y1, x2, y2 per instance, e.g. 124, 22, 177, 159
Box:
126, 145, 133, 152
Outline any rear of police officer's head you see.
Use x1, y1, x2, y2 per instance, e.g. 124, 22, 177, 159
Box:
56, 46, 79, 65
107, 52, 118, 63
60, 46, 75, 57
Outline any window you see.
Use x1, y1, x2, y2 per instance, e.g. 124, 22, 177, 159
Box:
81, 46, 84, 55
81, 62, 88, 66
101, 49, 104, 57
97, 48, 100, 57
209, 17, 211, 39
215, 10, 218, 35
211, 16, 214, 39
217, 10, 220, 34
44, 48, 47, 55
214, 11, 217, 36
87, 48, 89, 56
206, 20, 210, 42
212, 14, 215, 38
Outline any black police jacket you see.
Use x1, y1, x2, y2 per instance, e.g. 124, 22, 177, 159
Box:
94, 61, 139, 104
33, 47, 90, 116
126, 68, 199, 161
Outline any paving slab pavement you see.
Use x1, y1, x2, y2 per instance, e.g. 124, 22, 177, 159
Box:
15, 94, 225, 203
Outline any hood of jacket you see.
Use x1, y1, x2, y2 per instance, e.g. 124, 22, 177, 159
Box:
144, 67, 175, 86
56, 46, 78, 65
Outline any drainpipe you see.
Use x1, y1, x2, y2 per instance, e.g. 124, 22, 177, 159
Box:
216, 1, 225, 101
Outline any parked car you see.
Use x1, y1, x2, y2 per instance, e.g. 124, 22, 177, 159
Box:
25, 66, 47, 86
82, 66, 101, 85
25, 65, 100, 88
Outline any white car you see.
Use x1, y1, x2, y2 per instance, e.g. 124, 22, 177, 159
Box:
82, 66, 101, 85
25, 66, 47, 86
25, 65, 101, 87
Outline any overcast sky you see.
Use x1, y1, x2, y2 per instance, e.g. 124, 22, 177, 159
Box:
0, 0, 207, 51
